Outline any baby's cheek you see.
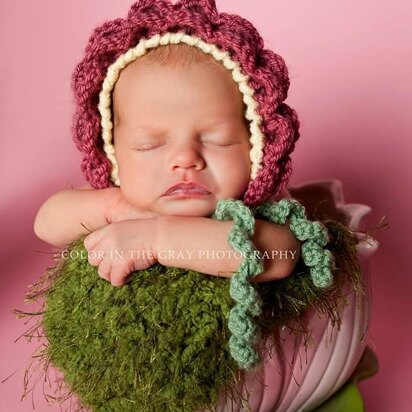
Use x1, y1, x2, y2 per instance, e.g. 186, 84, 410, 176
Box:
119, 180, 147, 208
220, 149, 249, 190
223, 170, 249, 199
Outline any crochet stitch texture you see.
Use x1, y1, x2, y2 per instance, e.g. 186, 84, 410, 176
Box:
254, 199, 335, 288
212, 198, 335, 370
212, 199, 264, 370
71, 0, 300, 207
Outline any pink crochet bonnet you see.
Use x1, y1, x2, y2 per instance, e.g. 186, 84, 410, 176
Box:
71, 0, 300, 207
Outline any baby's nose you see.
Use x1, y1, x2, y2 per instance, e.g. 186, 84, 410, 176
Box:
168, 144, 205, 171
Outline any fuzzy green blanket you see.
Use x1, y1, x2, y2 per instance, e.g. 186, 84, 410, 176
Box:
19, 220, 363, 412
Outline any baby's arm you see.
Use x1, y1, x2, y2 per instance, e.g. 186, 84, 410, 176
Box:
34, 184, 159, 247
84, 212, 300, 286
82, 212, 301, 286
33, 184, 121, 247
155, 216, 301, 282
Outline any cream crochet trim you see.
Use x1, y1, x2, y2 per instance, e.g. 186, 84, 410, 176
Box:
98, 32, 264, 186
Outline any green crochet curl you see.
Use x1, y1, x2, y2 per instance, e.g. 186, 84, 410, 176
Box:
253, 199, 335, 288
211, 199, 264, 371
211, 198, 335, 371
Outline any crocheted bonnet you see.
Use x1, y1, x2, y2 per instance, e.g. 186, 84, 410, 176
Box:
71, 0, 300, 207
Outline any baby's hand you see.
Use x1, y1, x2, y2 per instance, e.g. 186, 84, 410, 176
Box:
107, 188, 160, 223
83, 218, 158, 287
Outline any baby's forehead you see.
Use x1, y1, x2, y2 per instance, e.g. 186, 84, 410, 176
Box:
112, 44, 244, 126
113, 43, 232, 95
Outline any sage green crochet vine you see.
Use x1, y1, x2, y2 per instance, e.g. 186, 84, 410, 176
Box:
253, 198, 335, 288
211, 198, 336, 371
211, 199, 264, 371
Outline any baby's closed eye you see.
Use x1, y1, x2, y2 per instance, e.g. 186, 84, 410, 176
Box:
134, 144, 162, 151
130, 137, 164, 151
132, 136, 241, 151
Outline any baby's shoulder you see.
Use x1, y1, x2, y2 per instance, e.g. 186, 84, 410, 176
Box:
77, 183, 93, 190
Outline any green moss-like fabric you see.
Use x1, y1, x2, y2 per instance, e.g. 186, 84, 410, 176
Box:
43, 239, 239, 412
22, 219, 363, 412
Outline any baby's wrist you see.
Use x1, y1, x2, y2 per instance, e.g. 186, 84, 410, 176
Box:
103, 187, 124, 223
153, 215, 171, 263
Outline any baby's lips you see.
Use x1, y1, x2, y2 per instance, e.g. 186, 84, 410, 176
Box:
164, 181, 210, 196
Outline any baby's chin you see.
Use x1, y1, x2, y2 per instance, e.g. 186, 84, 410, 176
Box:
155, 198, 217, 218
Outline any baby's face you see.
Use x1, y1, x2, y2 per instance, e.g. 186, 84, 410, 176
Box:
112, 57, 251, 217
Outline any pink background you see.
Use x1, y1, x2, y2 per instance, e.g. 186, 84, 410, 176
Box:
1, 0, 410, 410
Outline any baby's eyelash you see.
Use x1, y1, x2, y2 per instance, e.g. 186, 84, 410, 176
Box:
134, 146, 158, 151
203, 139, 239, 146
132, 139, 239, 151
133, 141, 164, 151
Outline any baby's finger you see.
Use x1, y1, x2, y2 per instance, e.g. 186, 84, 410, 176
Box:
87, 248, 105, 266
110, 262, 133, 287
110, 271, 127, 287
97, 259, 112, 282
84, 227, 105, 251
